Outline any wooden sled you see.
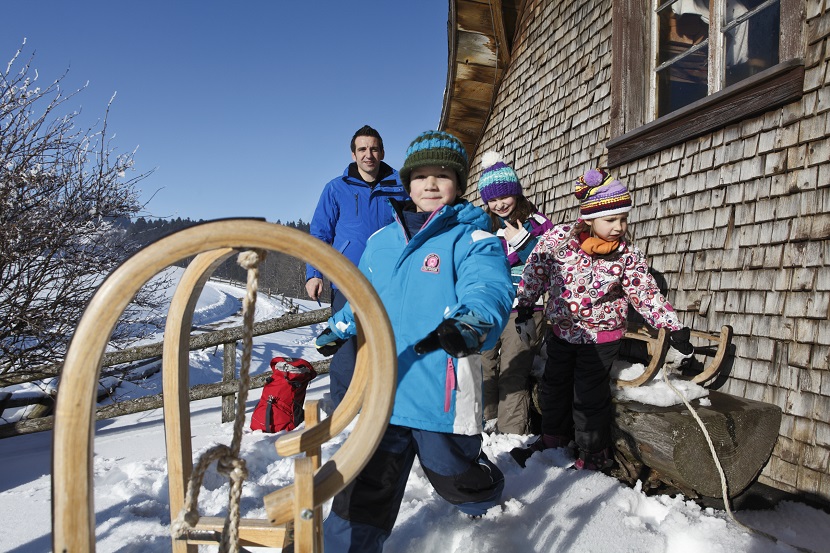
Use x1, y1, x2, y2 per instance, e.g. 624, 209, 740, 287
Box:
615, 323, 733, 388
52, 219, 398, 553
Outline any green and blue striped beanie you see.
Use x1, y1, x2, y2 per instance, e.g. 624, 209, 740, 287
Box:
399, 130, 469, 193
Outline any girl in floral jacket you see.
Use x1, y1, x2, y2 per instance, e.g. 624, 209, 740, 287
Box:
510, 169, 693, 470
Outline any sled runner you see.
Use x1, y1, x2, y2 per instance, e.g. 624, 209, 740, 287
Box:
615, 323, 733, 387
52, 219, 397, 553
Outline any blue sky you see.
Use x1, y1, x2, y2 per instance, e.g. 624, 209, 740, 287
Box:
2, 1, 448, 223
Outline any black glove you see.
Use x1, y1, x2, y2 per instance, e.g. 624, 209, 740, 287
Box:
664, 327, 694, 369
669, 327, 694, 355
315, 327, 346, 357
414, 318, 481, 358
515, 305, 536, 347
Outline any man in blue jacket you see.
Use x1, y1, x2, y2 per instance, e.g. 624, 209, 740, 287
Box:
306, 125, 408, 407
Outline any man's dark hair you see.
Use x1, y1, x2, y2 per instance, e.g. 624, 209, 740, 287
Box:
350, 125, 384, 153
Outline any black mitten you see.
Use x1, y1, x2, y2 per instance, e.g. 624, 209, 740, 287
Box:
414, 319, 480, 358
669, 327, 694, 355
315, 327, 346, 357
515, 305, 536, 347
665, 327, 694, 369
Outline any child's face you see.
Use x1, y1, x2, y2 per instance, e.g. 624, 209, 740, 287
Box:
487, 195, 518, 219
409, 165, 458, 213
586, 214, 628, 241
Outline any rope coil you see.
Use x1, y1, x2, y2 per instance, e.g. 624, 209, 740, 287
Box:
172, 249, 266, 553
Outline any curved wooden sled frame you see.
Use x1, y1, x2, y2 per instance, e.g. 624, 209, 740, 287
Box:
615, 324, 732, 388
52, 219, 397, 552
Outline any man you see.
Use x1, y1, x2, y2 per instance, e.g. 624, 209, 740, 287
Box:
306, 125, 408, 407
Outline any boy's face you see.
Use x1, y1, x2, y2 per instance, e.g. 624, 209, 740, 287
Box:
585, 214, 628, 242
409, 165, 458, 213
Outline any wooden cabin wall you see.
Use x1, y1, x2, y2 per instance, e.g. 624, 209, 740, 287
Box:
465, 0, 830, 502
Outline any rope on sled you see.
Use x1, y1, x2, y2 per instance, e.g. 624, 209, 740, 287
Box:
661, 369, 819, 553
171, 249, 267, 553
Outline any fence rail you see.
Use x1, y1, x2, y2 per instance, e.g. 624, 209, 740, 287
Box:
0, 307, 332, 439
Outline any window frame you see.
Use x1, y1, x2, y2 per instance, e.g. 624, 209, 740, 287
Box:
608, 0, 805, 168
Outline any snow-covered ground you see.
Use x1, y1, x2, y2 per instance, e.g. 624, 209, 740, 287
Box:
1, 269, 829, 552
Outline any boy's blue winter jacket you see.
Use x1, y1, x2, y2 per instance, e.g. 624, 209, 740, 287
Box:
306, 162, 408, 283
328, 199, 514, 435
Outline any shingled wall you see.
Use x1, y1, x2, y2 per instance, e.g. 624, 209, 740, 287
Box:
466, 0, 830, 501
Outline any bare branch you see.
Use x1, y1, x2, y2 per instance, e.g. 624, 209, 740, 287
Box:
0, 44, 163, 376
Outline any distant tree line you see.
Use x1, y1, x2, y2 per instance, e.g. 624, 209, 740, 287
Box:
121, 217, 323, 302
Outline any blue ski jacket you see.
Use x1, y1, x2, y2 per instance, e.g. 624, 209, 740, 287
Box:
327, 199, 514, 435
306, 162, 408, 284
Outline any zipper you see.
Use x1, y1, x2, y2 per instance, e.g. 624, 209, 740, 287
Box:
266, 396, 275, 433
445, 357, 456, 412
354, 193, 359, 216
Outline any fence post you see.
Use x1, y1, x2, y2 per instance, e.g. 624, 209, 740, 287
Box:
222, 341, 237, 423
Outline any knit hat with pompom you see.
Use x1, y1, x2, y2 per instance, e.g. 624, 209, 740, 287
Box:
477, 151, 524, 203
574, 169, 632, 220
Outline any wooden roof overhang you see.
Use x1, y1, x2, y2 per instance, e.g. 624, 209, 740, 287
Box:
439, 0, 523, 161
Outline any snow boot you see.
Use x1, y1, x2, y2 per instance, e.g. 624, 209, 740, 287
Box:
509, 434, 572, 468
572, 447, 615, 472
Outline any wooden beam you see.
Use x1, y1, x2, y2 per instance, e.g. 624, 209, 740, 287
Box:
490, 0, 512, 67
441, 0, 520, 161
608, 60, 804, 167
1, 307, 331, 387
456, 29, 498, 67
456, 0, 499, 35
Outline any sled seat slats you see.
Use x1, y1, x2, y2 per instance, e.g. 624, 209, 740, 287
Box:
176, 517, 288, 547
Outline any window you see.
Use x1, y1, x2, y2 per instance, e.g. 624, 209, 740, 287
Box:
608, 0, 804, 167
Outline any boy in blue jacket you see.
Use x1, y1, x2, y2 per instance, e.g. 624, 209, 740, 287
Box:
316, 131, 514, 552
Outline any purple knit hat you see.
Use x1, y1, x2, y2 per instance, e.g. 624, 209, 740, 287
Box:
574, 169, 632, 219
477, 151, 524, 203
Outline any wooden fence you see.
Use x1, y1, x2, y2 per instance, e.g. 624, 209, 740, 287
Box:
0, 307, 331, 439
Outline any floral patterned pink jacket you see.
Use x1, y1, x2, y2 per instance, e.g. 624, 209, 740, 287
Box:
516, 223, 683, 344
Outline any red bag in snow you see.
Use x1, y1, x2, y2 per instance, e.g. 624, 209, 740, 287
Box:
250, 356, 317, 433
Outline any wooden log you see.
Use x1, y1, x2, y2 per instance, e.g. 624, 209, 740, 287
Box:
612, 390, 781, 498
0, 307, 331, 387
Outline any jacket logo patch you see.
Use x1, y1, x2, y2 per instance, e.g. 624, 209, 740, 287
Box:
422, 253, 441, 273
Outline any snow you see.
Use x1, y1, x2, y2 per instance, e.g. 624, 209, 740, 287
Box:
2, 269, 829, 552
611, 362, 711, 406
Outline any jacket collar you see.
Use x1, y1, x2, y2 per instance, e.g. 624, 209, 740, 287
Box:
343, 162, 399, 188
389, 199, 489, 245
